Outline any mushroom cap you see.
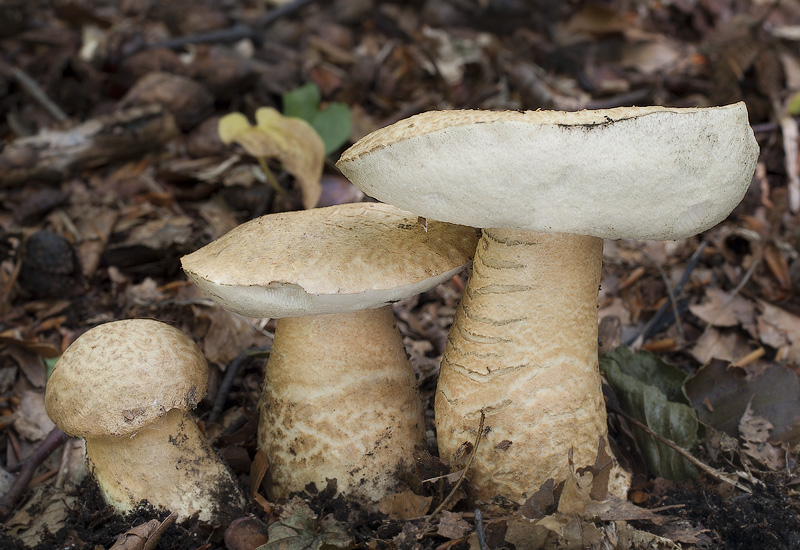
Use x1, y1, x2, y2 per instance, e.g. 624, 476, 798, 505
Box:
336, 103, 759, 241
181, 202, 477, 318
45, 319, 208, 438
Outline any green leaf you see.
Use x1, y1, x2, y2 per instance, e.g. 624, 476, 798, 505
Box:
283, 83, 351, 155
600, 347, 699, 480
260, 502, 353, 550
45, 357, 59, 380
788, 91, 800, 116
283, 83, 321, 124
603, 346, 690, 403
312, 102, 352, 155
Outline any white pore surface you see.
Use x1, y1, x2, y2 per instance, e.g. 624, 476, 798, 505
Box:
337, 103, 759, 240
187, 264, 465, 318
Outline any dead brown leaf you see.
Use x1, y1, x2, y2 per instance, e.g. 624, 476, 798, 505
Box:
764, 241, 792, 289
520, 478, 557, 520
584, 497, 666, 524
108, 512, 177, 550
689, 287, 756, 328
190, 305, 262, 365
377, 489, 432, 520
757, 299, 800, 361
6, 347, 47, 388
71, 205, 118, 277
436, 510, 470, 540
739, 400, 785, 470
689, 328, 753, 364
4, 487, 76, 547
12, 391, 55, 441
686, 360, 800, 446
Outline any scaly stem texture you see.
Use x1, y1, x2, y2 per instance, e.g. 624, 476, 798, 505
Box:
260, 306, 425, 504
435, 229, 607, 503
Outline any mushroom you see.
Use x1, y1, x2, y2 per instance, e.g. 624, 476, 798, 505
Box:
181, 202, 477, 504
336, 103, 759, 503
45, 319, 245, 521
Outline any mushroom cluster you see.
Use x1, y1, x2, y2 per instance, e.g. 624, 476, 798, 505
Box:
45, 319, 245, 521
337, 103, 759, 503
182, 201, 477, 504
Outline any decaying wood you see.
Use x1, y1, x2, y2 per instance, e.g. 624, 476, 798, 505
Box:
0, 104, 178, 188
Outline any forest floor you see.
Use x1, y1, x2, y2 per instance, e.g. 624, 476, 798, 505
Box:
2, 0, 800, 549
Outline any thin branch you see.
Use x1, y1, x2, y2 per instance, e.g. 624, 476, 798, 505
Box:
0, 426, 69, 521
0, 59, 68, 122
607, 401, 754, 494
625, 242, 707, 346
138, 0, 321, 52
638, 244, 685, 341
474, 508, 489, 550
427, 410, 485, 521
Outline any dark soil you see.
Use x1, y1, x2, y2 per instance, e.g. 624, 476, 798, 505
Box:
658, 476, 800, 550
0, 478, 221, 550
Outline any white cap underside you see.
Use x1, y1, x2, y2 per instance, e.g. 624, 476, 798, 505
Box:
181, 202, 477, 317
337, 103, 759, 240
189, 264, 465, 318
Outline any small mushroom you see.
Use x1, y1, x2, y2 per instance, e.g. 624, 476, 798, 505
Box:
45, 319, 245, 521
337, 103, 759, 503
181, 202, 477, 504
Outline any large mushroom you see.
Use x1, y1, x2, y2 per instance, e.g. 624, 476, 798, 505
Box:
337, 103, 759, 503
45, 319, 245, 521
181, 202, 477, 504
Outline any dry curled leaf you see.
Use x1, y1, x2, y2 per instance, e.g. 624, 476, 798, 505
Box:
108, 512, 177, 550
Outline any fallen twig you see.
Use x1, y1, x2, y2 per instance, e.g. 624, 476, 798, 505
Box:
474, 508, 489, 550
209, 347, 269, 424
427, 410, 485, 521
638, 244, 685, 341
0, 426, 69, 521
0, 104, 178, 188
607, 401, 755, 494
138, 0, 321, 52
0, 59, 68, 122
625, 242, 707, 346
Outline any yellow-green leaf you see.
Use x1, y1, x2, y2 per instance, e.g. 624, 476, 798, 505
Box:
217, 108, 324, 209
218, 112, 252, 144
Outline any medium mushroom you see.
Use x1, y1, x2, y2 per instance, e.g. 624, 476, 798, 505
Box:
337, 103, 759, 503
45, 319, 245, 521
181, 202, 477, 504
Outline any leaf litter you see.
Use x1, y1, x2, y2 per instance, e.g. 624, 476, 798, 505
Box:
3, 0, 800, 549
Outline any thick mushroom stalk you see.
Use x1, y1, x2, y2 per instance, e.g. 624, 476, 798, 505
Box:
45, 319, 245, 522
181, 202, 478, 505
336, 103, 760, 503
436, 230, 604, 502
88, 408, 244, 519
262, 307, 424, 501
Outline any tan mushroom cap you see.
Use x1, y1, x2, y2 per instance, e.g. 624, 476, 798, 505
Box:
181, 202, 478, 318
337, 103, 759, 241
45, 319, 208, 438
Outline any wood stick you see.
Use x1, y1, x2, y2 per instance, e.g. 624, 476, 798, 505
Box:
0, 105, 178, 188
0, 427, 69, 521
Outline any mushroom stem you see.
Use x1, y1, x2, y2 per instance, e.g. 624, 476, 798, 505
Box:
435, 229, 608, 503
86, 408, 244, 522
260, 305, 426, 503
